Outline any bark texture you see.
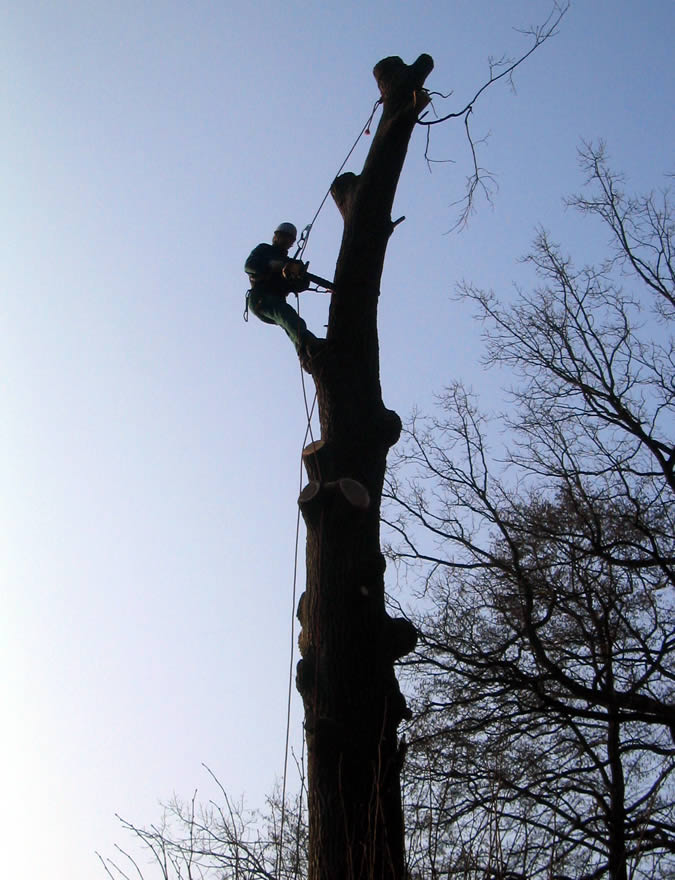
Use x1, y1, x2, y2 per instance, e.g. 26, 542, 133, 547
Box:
296, 55, 433, 880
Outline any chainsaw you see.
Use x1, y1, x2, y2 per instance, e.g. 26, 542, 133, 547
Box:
283, 259, 335, 293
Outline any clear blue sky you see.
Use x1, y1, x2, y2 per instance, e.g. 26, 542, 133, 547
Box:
1, 2, 673, 877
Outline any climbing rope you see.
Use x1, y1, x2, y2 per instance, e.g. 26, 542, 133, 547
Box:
276, 97, 383, 877
295, 97, 382, 262
276, 302, 318, 879
276, 410, 315, 880
292, 94, 384, 457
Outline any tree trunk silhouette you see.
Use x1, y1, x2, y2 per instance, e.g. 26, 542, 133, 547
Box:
295, 54, 433, 880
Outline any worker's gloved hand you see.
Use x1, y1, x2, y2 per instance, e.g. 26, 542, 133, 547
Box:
282, 259, 307, 281
282, 259, 310, 292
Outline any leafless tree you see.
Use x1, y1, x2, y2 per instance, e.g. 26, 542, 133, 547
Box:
98, 768, 308, 880
385, 144, 675, 880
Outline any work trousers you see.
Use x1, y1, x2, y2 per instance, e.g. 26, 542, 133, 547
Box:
248, 289, 316, 352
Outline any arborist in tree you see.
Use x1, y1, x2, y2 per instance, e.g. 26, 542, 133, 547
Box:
244, 222, 330, 361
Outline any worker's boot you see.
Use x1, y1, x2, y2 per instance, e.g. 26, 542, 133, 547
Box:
299, 335, 327, 372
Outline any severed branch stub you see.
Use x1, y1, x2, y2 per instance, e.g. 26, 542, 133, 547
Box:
302, 439, 331, 484
298, 477, 370, 527
327, 478, 370, 511
298, 480, 322, 527
330, 173, 359, 221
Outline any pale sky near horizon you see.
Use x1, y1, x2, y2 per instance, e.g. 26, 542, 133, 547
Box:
1, 2, 673, 878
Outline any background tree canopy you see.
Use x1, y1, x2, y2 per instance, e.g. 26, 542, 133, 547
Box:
386, 143, 674, 880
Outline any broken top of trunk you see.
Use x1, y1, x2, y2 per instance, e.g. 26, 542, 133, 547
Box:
330, 54, 435, 222
373, 54, 434, 115
325, 54, 435, 354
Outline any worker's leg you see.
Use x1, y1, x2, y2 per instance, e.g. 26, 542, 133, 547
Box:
249, 291, 317, 351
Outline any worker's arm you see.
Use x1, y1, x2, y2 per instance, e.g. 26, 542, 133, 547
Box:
245, 243, 287, 281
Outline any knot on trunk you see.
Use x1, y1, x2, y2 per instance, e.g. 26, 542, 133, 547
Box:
379, 407, 402, 448
296, 655, 317, 699
297, 591, 306, 624
388, 678, 413, 723
385, 615, 418, 660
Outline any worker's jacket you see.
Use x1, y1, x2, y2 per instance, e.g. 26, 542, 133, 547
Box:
244, 243, 295, 297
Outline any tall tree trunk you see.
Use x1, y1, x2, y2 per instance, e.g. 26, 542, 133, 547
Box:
607, 704, 628, 880
295, 55, 433, 880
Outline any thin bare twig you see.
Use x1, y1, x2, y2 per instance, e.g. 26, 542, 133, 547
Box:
420, 1, 569, 229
